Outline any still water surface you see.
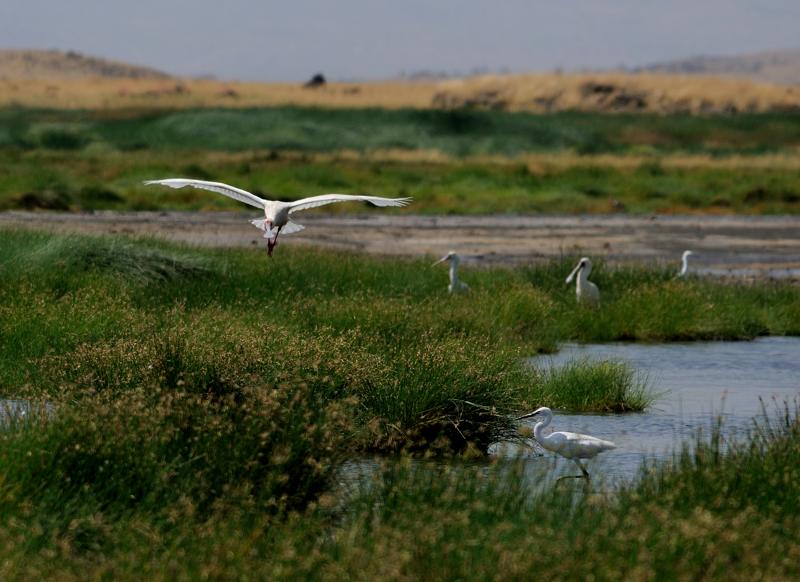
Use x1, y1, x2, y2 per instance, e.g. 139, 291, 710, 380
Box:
504, 337, 800, 483
0, 399, 54, 424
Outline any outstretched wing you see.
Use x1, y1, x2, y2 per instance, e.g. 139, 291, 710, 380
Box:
144, 179, 267, 209
288, 194, 412, 214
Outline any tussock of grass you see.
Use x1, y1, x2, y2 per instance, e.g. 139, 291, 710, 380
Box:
1, 229, 210, 284
64, 236, 210, 283
28, 122, 91, 150
530, 358, 653, 412
40, 312, 525, 455
0, 383, 352, 569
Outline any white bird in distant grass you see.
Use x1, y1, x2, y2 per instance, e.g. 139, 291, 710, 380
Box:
517, 406, 616, 480
677, 250, 694, 277
565, 257, 599, 305
144, 179, 412, 257
432, 251, 470, 293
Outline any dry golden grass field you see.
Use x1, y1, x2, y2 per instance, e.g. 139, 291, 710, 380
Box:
1, 73, 798, 114
2, 48, 797, 113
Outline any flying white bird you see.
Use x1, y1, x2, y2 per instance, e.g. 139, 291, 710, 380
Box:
144, 179, 412, 256
432, 251, 470, 293
517, 406, 616, 480
677, 250, 694, 277
565, 257, 599, 305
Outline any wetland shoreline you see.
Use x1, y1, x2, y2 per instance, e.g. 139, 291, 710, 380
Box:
3, 210, 799, 276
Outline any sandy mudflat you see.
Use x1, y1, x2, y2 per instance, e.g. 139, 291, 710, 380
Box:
2, 211, 798, 277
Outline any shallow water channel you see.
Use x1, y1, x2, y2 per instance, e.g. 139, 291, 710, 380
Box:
0, 399, 54, 425
4, 339, 798, 490
505, 337, 800, 484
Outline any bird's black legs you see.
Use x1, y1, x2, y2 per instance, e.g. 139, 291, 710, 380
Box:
555, 460, 591, 483
575, 459, 590, 480
266, 226, 282, 257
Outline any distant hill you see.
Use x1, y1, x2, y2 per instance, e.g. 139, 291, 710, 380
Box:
0, 49, 170, 80
636, 49, 800, 86
1, 72, 798, 114
0, 48, 798, 114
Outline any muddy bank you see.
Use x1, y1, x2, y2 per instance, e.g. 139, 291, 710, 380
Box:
2, 211, 798, 276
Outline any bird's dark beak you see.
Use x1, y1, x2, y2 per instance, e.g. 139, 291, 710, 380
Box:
515, 409, 542, 421
566, 262, 581, 284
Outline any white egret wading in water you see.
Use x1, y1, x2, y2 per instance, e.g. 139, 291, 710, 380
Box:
565, 257, 599, 305
144, 179, 411, 257
432, 251, 470, 293
517, 407, 616, 480
677, 250, 694, 277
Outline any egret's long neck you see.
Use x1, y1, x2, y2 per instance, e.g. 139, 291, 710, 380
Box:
449, 261, 459, 286
680, 255, 689, 276
533, 412, 551, 442
576, 267, 588, 293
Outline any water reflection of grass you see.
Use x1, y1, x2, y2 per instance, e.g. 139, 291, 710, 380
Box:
1, 230, 799, 576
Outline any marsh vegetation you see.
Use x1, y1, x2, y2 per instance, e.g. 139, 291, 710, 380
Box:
1, 231, 798, 577
2, 107, 800, 214
2, 92, 800, 577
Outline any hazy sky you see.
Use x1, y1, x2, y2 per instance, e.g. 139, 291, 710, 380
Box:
3, 0, 799, 81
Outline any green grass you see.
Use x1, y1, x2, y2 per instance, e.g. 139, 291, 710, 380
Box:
0, 230, 798, 577
0, 229, 534, 454
0, 228, 795, 465
2, 106, 800, 214
3, 148, 800, 214
3, 107, 800, 155
1, 229, 797, 443
531, 358, 654, 412
1, 403, 798, 579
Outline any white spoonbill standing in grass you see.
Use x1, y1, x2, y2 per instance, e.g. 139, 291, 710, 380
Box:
517, 406, 616, 480
144, 179, 412, 257
566, 257, 599, 305
432, 251, 470, 293
677, 250, 694, 277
